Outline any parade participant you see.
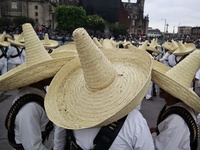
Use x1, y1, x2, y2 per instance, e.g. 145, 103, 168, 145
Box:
1, 23, 77, 150
0, 32, 10, 75
150, 50, 200, 150
45, 28, 154, 150
159, 40, 179, 67
7, 32, 26, 69
142, 39, 161, 100
41, 33, 59, 53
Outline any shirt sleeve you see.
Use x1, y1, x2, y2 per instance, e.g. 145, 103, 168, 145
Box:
155, 114, 191, 150
53, 125, 67, 150
15, 103, 49, 150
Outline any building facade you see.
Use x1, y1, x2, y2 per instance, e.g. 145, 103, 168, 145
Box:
0, 0, 148, 35
123, 0, 149, 35
0, 0, 52, 27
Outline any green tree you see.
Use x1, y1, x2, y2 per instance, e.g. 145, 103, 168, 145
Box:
109, 24, 128, 38
13, 16, 35, 27
86, 14, 106, 33
55, 5, 87, 33
0, 17, 12, 27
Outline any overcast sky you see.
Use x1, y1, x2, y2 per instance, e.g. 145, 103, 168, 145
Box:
122, 0, 200, 33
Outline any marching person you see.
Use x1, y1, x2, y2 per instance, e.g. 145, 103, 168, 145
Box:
45, 28, 155, 150
1, 23, 76, 150
0, 31, 10, 75
150, 50, 200, 150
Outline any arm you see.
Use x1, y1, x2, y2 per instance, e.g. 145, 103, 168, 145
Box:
53, 125, 67, 150
15, 103, 49, 150
155, 114, 190, 150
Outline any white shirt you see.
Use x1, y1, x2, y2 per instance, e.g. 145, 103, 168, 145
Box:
0, 48, 7, 74
152, 102, 197, 150
13, 86, 54, 150
7, 46, 23, 65
54, 109, 155, 150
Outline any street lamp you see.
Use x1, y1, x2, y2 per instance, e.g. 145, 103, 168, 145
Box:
161, 18, 167, 33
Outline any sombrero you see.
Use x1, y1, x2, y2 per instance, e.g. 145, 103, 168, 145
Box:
146, 39, 161, 54
173, 41, 196, 56
93, 37, 102, 48
7, 33, 25, 47
0, 32, 10, 47
138, 40, 148, 51
0, 23, 76, 92
152, 50, 200, 112
41, 33, 59, 49
45, 28, 152, 129
14, 33, 25, 43
102, 39, 116, 49
53, 42, 76, 52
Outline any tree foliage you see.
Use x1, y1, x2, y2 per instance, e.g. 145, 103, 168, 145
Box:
86, 14, 105, 32
13, 16, 35, 27
0, 17, 12, 27
109, 24, 128, 38
55, 5, 87, 32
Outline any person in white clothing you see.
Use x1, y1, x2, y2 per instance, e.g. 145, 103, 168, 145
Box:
44, 28, 154, 150
1, 23, 76, 150
150, 50, 200, 150
0, 32, 10, 75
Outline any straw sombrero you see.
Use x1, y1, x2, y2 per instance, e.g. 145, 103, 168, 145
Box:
0, 23, 76, 92
14, 33, 25, 43
102, 39, 116, 49
45, 28, 152, 129
93, 37, 102, 48
173, 41, 196, 56
41, 33, 59, 49
138, 40, 148, 51
0, 32, 10, 47
7, 33, 25, 47
146, 39, 161, 54
53, 42, 76, 53
152, 50, 200, 112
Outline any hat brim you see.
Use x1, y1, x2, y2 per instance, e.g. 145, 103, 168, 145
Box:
0, 56, 76, 92
41, 40, 59, 49
152, 60, 200, 112
7, 38, 25, 47
54, 43, 76, 52
0, 41, 10, 47
146, 46, 161, 54
45, 49, 152, 129
173, 45, 196, 56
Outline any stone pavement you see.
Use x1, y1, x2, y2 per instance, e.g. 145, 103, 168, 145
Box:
0, 85, 200, 149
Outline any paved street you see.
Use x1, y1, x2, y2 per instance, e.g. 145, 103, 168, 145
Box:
0, 84, 200, 149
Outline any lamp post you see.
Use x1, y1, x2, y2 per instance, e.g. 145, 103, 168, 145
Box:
161, 18, 167, 33
161, 18, 167, 40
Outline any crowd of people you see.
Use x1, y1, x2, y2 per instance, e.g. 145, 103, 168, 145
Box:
0, 23, 200, 150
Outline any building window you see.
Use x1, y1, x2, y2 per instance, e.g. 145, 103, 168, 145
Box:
35, 5, 38, 10
35, 12, 38, 17
35, 18, 38, 22
11, 2, 17, 9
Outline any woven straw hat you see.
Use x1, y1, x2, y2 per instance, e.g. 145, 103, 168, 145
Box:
173, 41, 196, 56
14, 33, 25, 43
45, 28, 152, 129
41, 33, 59, 49
146, 39, 161, 54
102, 39, 116, 49
93, 37, 102, 48
0, 32, 10, 47
0, 23, 76, 92
7, 33, 25, 47
152, 50, 200, 112
53, 42, 76, 53
138, 40, 148, 51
